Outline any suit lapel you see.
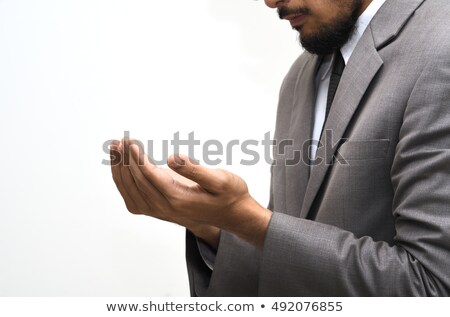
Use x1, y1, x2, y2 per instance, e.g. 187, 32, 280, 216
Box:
283, 54, 321, 217
299, 0, 425, 219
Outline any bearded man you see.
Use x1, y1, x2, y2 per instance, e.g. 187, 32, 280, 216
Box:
111, 0, 450, 296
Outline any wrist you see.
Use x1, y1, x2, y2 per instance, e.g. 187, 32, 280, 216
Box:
189, 224, 221, 250
225, 196, 272, 249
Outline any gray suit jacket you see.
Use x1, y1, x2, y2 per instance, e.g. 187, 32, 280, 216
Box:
186, 0, 450, 296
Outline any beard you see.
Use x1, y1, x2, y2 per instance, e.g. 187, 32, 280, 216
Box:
278, 1, 363, 56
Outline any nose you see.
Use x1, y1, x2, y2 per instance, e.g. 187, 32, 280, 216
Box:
264, 0, 290, 9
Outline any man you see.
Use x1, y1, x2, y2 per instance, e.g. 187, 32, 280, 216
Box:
110, 0, 450, 296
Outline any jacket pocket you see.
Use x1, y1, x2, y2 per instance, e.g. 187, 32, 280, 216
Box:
335, 139, 390, 162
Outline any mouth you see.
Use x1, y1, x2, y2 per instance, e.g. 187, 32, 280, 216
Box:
284, 14, 307, 28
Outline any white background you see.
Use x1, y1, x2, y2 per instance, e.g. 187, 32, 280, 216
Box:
0, 0, 301, 296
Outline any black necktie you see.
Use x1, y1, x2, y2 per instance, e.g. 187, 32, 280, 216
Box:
325, 50, 345, 121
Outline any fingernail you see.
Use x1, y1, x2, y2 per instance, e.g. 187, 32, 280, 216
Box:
174, 154, 185, 166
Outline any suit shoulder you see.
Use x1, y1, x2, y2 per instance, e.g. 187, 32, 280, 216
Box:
415, 0, 450, 37
399, 0, 450, 61
282, 51, 314, 86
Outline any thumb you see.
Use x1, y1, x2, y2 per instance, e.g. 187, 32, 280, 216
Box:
167, 154, 226, 193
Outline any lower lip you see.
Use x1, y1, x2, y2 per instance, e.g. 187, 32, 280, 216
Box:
289, 15, 307, 27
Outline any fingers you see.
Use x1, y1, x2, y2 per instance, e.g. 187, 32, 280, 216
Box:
128, 147, 167, 203
116, 138, 226, 195
110, 147, 139, 213
165, 168, 198, 187
119, 164, 150, 215
110, 142, 149, 215
109, 141, 122, 167
167, 154, 230, 194
128, 143, 180, 196
110, 144, 127, 197
111, 140, 121, 146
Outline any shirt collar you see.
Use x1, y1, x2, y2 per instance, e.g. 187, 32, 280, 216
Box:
321, 0, 386, 80
341, 0, 386, 64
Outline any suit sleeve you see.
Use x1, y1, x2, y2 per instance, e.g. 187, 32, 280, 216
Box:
185, 230, 213, 296
258, 54, 450, 296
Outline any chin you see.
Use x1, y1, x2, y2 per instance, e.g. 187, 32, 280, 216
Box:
295, 25, 315, 38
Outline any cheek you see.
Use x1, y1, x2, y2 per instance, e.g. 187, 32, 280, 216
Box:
311, 1, 343, 22
299, 17, 323, 37
302, 5, 343, 34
